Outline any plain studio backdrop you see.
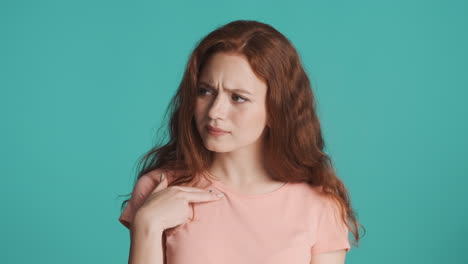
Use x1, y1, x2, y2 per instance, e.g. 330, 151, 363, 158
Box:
1, 0, 467, 263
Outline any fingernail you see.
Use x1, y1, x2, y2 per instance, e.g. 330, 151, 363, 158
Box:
216, 193, 224, 197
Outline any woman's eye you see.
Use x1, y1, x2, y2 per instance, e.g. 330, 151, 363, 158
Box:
198, 87, 247, 103
232, 94, 247, 103
198, 87, 211, 95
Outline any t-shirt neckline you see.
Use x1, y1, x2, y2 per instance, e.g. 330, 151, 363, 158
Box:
202, 170, 290, 199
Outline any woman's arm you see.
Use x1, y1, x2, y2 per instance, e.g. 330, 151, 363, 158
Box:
128, 214, 165, 264
310, 249, 347, 264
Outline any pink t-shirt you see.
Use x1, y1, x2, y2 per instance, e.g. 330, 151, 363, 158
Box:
119, 169, 351, 263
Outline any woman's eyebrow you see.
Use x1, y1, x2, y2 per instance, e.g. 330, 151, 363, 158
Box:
198, 81, 253, 96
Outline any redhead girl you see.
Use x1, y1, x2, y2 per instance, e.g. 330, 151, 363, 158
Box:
119, 20, 363, 264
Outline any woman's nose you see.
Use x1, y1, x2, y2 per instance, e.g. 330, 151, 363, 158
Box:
208, 93, 227, 119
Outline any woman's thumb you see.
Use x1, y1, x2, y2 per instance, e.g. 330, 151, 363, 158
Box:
152, 173, 168, 193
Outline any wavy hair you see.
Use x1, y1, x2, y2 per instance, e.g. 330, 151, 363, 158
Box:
119, 19, 365, 246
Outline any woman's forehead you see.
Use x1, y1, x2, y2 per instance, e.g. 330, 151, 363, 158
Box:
198, 53, 267, 95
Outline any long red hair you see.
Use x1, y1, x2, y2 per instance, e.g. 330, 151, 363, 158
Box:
120, 19, 364, 247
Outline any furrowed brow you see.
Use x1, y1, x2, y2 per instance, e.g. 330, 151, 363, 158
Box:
198, 81, 253, 96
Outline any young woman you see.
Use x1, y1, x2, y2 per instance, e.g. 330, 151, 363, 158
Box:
119, 20, 363, 264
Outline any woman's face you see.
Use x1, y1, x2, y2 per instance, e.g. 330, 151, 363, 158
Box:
194, 52, 268, 153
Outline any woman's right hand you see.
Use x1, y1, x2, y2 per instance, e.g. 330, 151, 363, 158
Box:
133, 172, 225, 231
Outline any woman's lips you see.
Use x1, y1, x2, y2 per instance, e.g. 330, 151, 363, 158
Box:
206, 125, 229, 136
207, 125, 227, 132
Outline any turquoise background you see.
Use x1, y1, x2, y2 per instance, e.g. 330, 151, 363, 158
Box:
2, 0, 467, 263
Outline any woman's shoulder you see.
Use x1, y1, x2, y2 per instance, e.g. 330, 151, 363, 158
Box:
286, 181, 330, 204
129, 169, 176, 198
139, 168, 179, 185
287, 181, 324, 195
140, 168, 210, 188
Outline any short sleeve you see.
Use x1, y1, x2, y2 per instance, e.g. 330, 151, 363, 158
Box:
118, 169, 166, 229
310, 198, 351, 255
